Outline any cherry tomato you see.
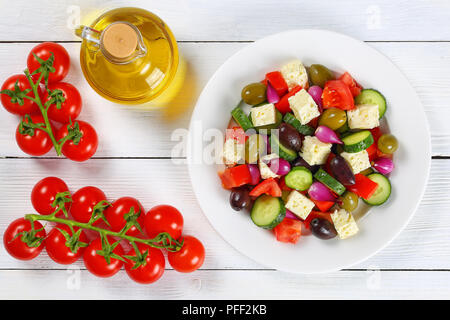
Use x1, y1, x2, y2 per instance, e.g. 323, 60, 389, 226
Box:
56, 120, 98, 162
104, 197, 145, 237
3, 218, 46, 260
168, 235, 205, 273
27, 42, 70, 84
45, 82, 82, 124
70, 186, 107, 225
144, 205, 184, 240
83, 237, 124, 278
1, 74, 40, 116
31, 176, 70, 216
124, 243, 165, 284
45, 224, 88, 265
16, 115, 53, 156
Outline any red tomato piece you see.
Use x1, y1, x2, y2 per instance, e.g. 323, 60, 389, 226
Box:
225, 126, 247, 144
31, 176, 70, 216
144, 204, 184, 240
27, 42, 70, 84
278, 176, 293, 192
265, 71, 288, 96
104, 197, 145, 237
218, 164, 252, 189
0, 74, 40, 116
83, 237, 124, 278
346, 174, 378, 200
249, 178, 282, 197
168, 235, 205, 273
45, 82, 82, 124
322, 80, 355, 110
304, 211, 333, 229
366, 142, 378, 161
273, 218, 302, 244
15, 115, 54, 156
311, 198, 335, 212
70, 186, 107, 225
125, 243, 165, 284
339, 72, 362, 97
56, 120, 98, 162
274, 85, 302, 114
45, 224, 88, 265
3, 218, 46, 260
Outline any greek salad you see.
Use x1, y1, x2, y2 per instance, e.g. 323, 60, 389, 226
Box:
218, 60, 398, 244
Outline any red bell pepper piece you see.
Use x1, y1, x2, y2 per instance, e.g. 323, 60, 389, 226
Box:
225, 126, 247, 144
346, 174, 378, 200
274, 85, 303, 114
265, 71, 288, 97
339, 72, 362, 97
304, 211, 333, 229
366, 142, 378, 161
218, 165, 251, 190
273, 218, 302, 244
311, 198, 335, 213
249, 178, 282, 198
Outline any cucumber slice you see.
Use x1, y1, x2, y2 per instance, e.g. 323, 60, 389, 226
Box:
283, 113, 314, 136
341, 130, 374, 153
270, 134, 298, 161
354, 89, 387, 118
285, 167, 313, 191
231, 106, 253, 131
250, 195, 286, 229
254, 109, 283, 134
314, 168, 346, 195
363, 173, 391, 205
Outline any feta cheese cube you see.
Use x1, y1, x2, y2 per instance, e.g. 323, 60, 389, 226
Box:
222, 139, 245, 165
347, 104, 380, 129
259, 153, 280, 179
285, 190, 315, 220
281, 59, 308, 90
340, 150, 371, 174
331, 209, 359, 239
288, 89, 320, 125
250, 103, 276, 127
300, 136, 332, 166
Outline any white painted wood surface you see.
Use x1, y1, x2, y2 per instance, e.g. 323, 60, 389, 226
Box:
0, 0, 449, 299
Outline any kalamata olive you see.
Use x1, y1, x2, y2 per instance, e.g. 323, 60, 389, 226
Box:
241, 83, 267, 105
310, 218, 337, 240
291, 157, 319, 174
339, 191, 359, 212
378, 134, 398, 154
278, 123, 302, 152
330, 155, 355, 185
229, 187, 251, 211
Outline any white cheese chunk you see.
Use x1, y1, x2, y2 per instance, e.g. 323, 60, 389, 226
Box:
340, 150, 371, 174
222, 139, 245, 165
347, 104, 380, 129
331, 208, 359, 240
259, 153, 280, 179
285, 190, 315, 220
281, 59, 308, 90
300, 136, 332, 166
250, 103, 276, 127
288, 89, 320, 125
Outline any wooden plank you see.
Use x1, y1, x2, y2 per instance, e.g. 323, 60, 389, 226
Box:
0, 42, 449, 157
0, 0, 450, 41
0, 158, 449, 270
0, 269, 449, 299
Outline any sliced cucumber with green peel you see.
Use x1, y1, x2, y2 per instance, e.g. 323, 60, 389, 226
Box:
354, 89, 387, 118
254, 109, 283, 134
251, 195, 286, 229
363, 173, 391, 205
231, 106, 253, 131
270, 134, 298, 161
341, 130, 374, 153
285, 167, 313, 191
283, 113, 314, 136
314, 168, 346, 195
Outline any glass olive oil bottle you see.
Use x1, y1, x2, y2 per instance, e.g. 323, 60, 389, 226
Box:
75, 7, 185, 106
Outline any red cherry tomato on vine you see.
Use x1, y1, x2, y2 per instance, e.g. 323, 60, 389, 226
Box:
125, 243, 165, 284
3, 218, 46, 260
104, 197, 145, 237
16, 115, 53, 156
31, 176, 70, 216
45, 224, 88, 265
27, 42, 70, 84
1, 74, 40, 116
144, 205, 184, 240
70, 186, 107, 225
168, 235, 205, 273
83, 237, 124, 278
45, 82, 82, 124
56, 120, 98, 162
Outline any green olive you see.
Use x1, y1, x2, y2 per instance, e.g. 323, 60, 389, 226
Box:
318, 108, 347, 130
241, 83, 267, 105
245, 134, 266, 163
360, 167, 374, 176
377, 134, 398, 154
340, 191, 359, 212
308, 64, 335, 88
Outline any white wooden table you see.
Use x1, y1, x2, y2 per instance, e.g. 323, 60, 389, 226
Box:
1, 0, 450, 299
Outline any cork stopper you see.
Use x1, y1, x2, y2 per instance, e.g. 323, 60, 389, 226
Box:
102, 23, 138, 59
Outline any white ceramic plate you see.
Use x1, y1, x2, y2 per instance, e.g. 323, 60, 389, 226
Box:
187, 29, 431, 273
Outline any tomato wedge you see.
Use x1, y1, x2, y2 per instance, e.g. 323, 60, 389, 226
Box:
265, 71, 288, 97
225, 127, 247, 144
274, 85, 302, 114
339, 72, 362, 97
322, 80, 355, 110
346, 174, 378, 200
273, 218, 302, 244
218, 165, 251, 189
249, 178, 282, 197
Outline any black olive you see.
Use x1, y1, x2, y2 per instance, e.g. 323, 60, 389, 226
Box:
291, 156, 319, 174
330, 155, 356, 185
279, 123, 302, 152
310, 218, 337, 240
229, 187, 251, 211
